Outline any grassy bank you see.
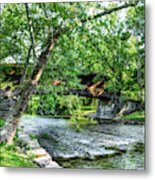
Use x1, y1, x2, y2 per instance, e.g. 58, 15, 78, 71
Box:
113, 110, 145, 124
121, 111, 145, 121
0, 119, 37, 168
0, 144, 37, 168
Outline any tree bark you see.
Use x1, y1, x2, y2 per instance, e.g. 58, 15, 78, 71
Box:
25, 3, 36, 60
0, 33, 57, 144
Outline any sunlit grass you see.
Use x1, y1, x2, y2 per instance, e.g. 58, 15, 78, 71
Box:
0, 119, 37, 168
122, 111, 145, 121
0, 144, 37, 168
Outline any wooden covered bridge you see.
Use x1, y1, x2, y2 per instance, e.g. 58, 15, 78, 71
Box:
61, 73, 117, 120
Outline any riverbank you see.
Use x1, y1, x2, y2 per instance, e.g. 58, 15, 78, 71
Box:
89, 110, 145, 125
0, 118, 37, 168
113, 111, 145, 125
0, 143, 37, 168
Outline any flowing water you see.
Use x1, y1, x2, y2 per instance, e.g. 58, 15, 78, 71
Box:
20, 115, 145, 170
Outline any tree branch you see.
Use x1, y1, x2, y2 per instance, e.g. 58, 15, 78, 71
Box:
30, 31, 59, 85
42, 3, 48, 18
53, 1, 139, 38
25, 3, 36, 60
20, 45, 32, 84
81, 1, 139, 23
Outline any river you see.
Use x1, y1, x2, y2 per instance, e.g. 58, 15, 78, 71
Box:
20, 115, 145, 170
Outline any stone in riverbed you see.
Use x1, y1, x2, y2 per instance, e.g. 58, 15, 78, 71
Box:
117, 144, 128, 152
17, 134, 31, 146
78, 139, 90, 145
34, 155, 61, 168
33, 156, 52, 167
45, 161, 61, 168
85, 149, 116, 160
28, 139, 40, 150
30, 148, 49, 158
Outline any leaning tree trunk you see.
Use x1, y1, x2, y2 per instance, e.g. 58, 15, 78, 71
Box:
0, 36, 56, 144
6, 83, 34, 144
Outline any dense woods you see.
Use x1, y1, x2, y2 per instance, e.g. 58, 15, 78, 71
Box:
0, 0, 144, 146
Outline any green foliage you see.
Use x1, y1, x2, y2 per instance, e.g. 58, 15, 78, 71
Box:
27, 93, 86, 116
56, 95, 83, 115
0, 119, 5, 128
0, 144, 37, 167
70, 116, 96, 132
26, 95, 40, 115
29, 134, 38, 140
1, 1, 145, 115
122, 111, 144, 121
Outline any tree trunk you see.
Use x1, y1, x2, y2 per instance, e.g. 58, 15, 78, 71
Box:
0, 83, 35, 144
0, 38, 56, 144
7, 118, 20, 145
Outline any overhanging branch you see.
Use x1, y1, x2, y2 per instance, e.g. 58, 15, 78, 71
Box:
36, 0, 139, 83
53, 0, 139, 37
25, 3, 36, 60
81, 1, 139, 23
